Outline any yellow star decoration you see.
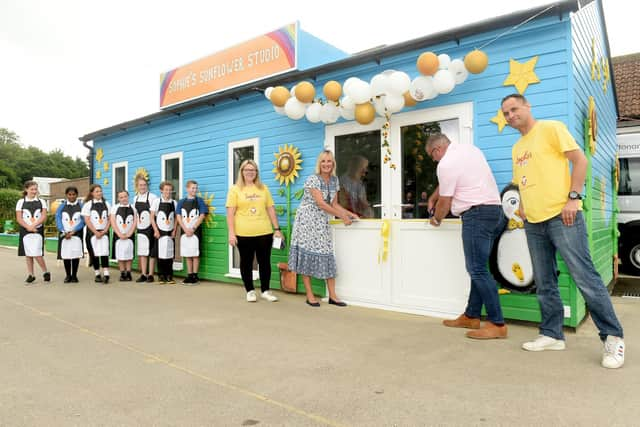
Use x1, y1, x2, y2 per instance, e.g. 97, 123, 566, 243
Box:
490, 108, 508, 133
96, 148, 104, 163
103, 161, 109, 172
273, 144, 303, 186
103, 177, 109, 186
133, 167, 149, 189
96, 170, 102, 180
591, 38, 597, 80
197, 192, 216, 227
503, 57, 540, 94
602, 57, 609, 93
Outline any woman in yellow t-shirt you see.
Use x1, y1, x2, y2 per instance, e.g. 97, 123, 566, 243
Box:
226, 160, 283, 303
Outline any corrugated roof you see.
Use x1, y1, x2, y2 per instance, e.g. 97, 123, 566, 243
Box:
79, 1, 582, 142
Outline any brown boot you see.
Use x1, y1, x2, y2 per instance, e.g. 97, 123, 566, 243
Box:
442, 314, 480, 329
466, 322, 508, 340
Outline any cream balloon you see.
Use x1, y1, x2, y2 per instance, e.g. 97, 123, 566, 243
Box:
339, 106, 355, 120
264, 87, 274, 100
384, 94, 405, 113
346, 79, 372, 104
342, 77, 360, 97
449, 59, 469, 84
433, 69, 456, 94
437, 54, 451, 70
320, 102, 340, 124
305, 102, 323, 123
409, 76, 437, 101
370, 73, 391, 96
373, 97, 387, 117
340, 96, 356, 111
284, 97, 306, 120
388, 71, 411, 96
273, 105, 286, 115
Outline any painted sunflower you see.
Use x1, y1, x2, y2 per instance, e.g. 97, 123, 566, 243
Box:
133, 167, 150, 188
198, 191, 216, 227
273, 144, 302, 185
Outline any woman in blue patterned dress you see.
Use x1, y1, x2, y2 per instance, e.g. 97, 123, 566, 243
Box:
288, 150, 358, 307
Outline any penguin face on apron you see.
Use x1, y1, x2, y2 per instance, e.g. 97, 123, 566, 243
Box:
181, 206, 199, 229
502, 189, 521, 221
90, 202, 108, 230
62, 211, 82, 232
116, 206, 135, 234
22, 205, 42, 227
157, 209, 175, 232
138, 210, 151, 229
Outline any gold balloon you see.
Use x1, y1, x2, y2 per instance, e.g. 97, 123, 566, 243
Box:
323, 81, 342, 102
355, 103, 376, 125
295, 81, 316, 103
417, 52, 439, 76
270, 86, 291, 107
464, 50, 489, 74
403, 91, 417, 107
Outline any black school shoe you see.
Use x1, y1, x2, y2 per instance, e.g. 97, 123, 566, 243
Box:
95, 275, 103, 283
64, 276, 72, 283
70, 276, 79, 283
25, 275, 36, 284
103, 275, 110, 284
136, 275, 147, 283
126, 271, 133, 281
119, 272, 127, 282
146, 275, 154, 283
43, 272, 51, 282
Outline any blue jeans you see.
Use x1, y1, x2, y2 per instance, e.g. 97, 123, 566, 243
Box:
461, 205, 507, 324
524, 212, 623, 340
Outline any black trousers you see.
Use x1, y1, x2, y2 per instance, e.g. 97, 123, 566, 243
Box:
236, 234, 273, 292
63, 259, 80, 278
158, 258, 173, 277
91, 255, 109, 270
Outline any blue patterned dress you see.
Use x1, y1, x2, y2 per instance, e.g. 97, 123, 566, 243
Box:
288, 174, 340, 279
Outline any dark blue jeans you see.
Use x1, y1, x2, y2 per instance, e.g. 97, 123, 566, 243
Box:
461, 205, 507, 324
524, 212, 623, 340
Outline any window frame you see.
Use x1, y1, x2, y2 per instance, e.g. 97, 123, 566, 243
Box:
111, 161, 128, 205
161, 151, 184, 200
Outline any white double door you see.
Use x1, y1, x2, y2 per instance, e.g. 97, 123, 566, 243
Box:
327, 102, 474, 317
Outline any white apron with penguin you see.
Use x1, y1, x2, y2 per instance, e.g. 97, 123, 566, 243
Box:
59, 202, 83, 259
180, 198, 201, 257
113, 205, 135, 260
156, 199, 176, 259
18, 198, 45, 257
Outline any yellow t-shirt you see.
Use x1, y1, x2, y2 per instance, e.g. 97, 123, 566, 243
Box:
225, 184, 275, 236
512, 120, 582, 223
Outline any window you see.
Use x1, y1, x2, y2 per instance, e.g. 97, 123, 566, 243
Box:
112, 161, 128, 205
161, 152, 183, 200
334, 131, 382, 219
401, 118, 459, 218
228, 138, 259, 277
619, 158, 640, 196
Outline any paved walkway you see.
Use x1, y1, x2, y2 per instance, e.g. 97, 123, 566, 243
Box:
0, 247, 638, 426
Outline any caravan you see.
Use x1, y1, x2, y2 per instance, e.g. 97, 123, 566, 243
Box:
617, 129, 640, 274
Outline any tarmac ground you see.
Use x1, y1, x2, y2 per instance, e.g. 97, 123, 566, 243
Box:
1, 247, 638, 426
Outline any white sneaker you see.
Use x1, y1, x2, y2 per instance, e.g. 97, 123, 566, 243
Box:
522, 335, 566, 351
261, 290, 278, 302
246, 290, 257, 302
602, 336, 625, 369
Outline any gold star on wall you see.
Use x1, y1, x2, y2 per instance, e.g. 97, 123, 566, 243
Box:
503, 56, 540, 94
490, 109, 508, 133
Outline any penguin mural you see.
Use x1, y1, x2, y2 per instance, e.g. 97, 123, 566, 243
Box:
58, 202, 84, 260
156, 200, 176, 260
112, 205, 135, 260
86, 200, 110, 257
18, 198, 44, 257
180, 198, 201, 257
135, 193, 156, 257
489, 184, 536, 293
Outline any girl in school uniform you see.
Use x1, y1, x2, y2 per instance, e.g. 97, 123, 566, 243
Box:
133, 174, 158, 283
150, 181, 177, 284
55, 186, 85, 283
15, 180, 50, 284
111, 189, 137, 281
82, 184, 111, 283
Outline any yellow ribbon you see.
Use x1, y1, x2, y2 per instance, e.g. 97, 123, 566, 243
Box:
507, 218, 524, 230
378, 219, 390, 263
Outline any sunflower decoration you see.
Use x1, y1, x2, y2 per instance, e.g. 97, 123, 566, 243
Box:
614, 154, 620, 192
197, 191, 216, 227
273, 144, 303, 185
95, 148, 104, 163
133, 167, 150, 189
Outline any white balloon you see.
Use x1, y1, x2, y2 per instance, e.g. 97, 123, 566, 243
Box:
433, 69, 456, 94
373, 97, 387, 117
340, 96, 355, 111
388, 71, 411, 95
437, 54, 451, 70
274, 105, 285, 115
284, 97, 306, 120
305, 102, 322, 123
343, 77, 360, 97
339, 106, 355, 120
409, 76, 437, 101
348, 79, 372, 104
265, 87, 274, 100
449, 59, 469, 84
384, 94, 405, 113
370, 73, 391, 96
321, 102, 340, 124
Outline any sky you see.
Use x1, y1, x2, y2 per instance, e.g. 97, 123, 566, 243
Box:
0, 0, 636, 161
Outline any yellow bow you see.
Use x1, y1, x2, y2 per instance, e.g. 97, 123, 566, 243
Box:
508, 218, 524, 230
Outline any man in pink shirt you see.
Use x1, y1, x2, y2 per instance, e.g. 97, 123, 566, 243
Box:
427, 133, 507, 339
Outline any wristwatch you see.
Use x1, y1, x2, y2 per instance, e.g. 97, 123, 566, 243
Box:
568, 191, 583, 200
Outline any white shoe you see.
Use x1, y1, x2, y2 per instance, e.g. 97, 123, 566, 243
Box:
602, 336, 625, 369
522, 335, 566, 351
261, 290, 278, 302
246, 290, 257, 302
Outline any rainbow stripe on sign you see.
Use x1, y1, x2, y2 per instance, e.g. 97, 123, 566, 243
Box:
159, 23, 298, 109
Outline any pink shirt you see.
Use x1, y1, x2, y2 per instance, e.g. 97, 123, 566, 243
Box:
437, 143, 500, 216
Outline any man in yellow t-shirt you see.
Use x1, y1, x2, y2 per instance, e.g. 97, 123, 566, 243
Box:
502, 94, 624, 369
